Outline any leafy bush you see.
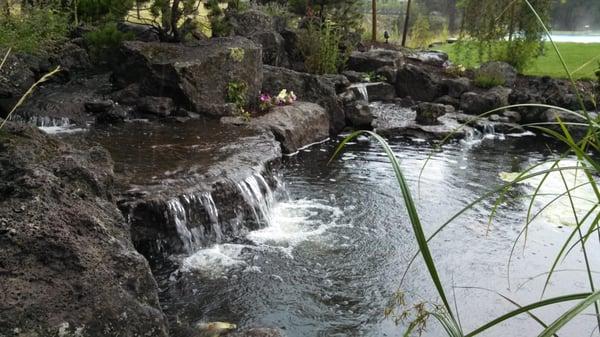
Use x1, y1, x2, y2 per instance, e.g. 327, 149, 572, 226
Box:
409, 15, 432, 49
297, 22, 346, 74
473, 72, 506, 88
226, 80, 250, 119
0, 8, 69, 54
78, 0, 134, 23
206, 0, 232, 37
85, 22, 134, 62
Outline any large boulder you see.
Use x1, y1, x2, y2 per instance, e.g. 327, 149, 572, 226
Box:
396, 64, 443, 102
112, 37, 263, 117
345, 100, 373, 128
0, 123, 168, 337
415, 102, 455, 125
367, 82, 396, 101
0, 53, 36, 117
347, 49, 404, 73
460, 87, 512, 115
229, 9, 288, 67
443, 77, 472, 98
262, 65, 345, 134
476, 61, 517, 87
252, 102, 329, 153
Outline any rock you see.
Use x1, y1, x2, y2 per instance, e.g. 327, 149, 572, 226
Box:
366, 82, 395, 101
347, 49, 404, 73
476, 61, 517, 87
345, 100, 373, 128
252, 102, 329, 153
14, 74, 112, 126
96, 105, 130, 124
443, 77, 471, 98
502, 110, 521, 123
0, 52, 36, 117
396, 64, 442, 102
228, 328, 286, 337
434, 95, 460, 108
322, 74, 351, 93
53, 42, 92, 74
408, 50, 449, 67
135, 96, 176, 118
117, 21, 160, 42
112, 37, 263, 117
0, 123, 169, 337
280, 28, 302, 71
229, 9, 287, 67
341, 70, 367, 83
84, 99, 114, 114
459, 87, 511, 115
543, 108, 596, 126
110, 83, 141, 106
415, 102, 455, 125
262, 65, 344, 134
376, 66, 397, 84
339, 89, 356, 104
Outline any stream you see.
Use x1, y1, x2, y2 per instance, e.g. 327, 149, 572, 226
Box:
157, 133, 600, 337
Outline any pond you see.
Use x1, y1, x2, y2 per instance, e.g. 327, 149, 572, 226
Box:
547, 32, 600, 43
161, 129, 600, 336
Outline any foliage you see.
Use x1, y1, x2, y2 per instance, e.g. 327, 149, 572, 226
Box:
289, 0, 363, 34
84, 22, 134, 61
229, 47, 244, 62
457, 0, 553, 71
409, 14, 432, 49
473, 72, 506, 89
0, 7, 69, 53
363, 71, 386, 83
205, 0, 231, 37
78, 0, 134, 23
226, 80, 250, 119
297, 22, 346, 74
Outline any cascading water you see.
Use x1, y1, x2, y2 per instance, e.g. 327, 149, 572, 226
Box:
28, 116, 71, 127
166, 172, 277, 255
350, 83, 369, 103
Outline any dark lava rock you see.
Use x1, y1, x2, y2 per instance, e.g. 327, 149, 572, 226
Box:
407, 50, 449, 67
84, 99, 115, 114
345, 100, 373, 128
0, 52, 36, 117
415, 102, 455, 125
53, 42, 92, 75
376, 66, 398, 84
251, 101, 330, 153
459, 87, 511, 115
443, 77, 472, 98
0, 123, 168, 337
112, 37, 263, 117
117, 21, 160, 42
366, 82, 395, 101
322, 74, 351, 94
341, 70, 367, 83
396, 63, 443, 102
262, 65, 344, 134
434, 95, 460, 108
347, 49, 404, 73
135, 96, 176, 118
96, 105, 131, 124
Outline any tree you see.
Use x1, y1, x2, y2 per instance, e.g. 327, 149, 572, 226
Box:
457, 0, 553, 71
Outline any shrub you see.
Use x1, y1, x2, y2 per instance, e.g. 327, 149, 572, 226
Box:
78, 0, 134, 23
84, 22, 134, 62
226, 80, 250, 119
409, 15, 432, 49
473, 72, 506, 88
297, 22, 346, 74
0, 8, 69, 54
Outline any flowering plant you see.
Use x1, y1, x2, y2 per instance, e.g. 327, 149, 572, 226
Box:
258, 89, 297, 111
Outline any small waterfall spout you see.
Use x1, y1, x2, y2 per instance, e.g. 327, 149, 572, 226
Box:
237, 173, 276, 227
350, 83, 369, 103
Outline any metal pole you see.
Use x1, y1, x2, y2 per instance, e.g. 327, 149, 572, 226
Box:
371, 0, 377, 42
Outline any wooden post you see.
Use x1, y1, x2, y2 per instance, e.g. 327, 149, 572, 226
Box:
401, 0, 412, 47
371, 0, 376, 42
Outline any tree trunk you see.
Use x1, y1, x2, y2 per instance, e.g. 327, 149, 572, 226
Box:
371, 0, 376, 41
401, 0, 412, 47
170, 0, 181, 41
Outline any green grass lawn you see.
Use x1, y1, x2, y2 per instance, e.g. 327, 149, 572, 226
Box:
437, 42, 600, 80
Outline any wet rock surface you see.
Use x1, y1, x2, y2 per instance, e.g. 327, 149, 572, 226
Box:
0, 123, 168, 337
112, 38, 263, 117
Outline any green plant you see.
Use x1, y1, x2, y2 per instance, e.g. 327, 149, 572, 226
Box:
0, 8, 69, 53
226, 80, 250, 120
473, 72, 506, 89
85, 22, 134, 62
78, 0, 134, 23
363, 71, 386, 83
297, 22, 347, 74
331, 1, 600, 336
409, 14, 432, 49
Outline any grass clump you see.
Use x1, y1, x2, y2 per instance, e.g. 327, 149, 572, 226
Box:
85, 22, 134, 62
473, 72, 506, 89
297, 22, 347, 75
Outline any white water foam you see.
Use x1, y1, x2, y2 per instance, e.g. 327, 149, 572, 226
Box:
180, 243, 249, 277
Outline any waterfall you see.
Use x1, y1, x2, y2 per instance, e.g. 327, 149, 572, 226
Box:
165, 172, 277, 254
237, 173, 275, 227
28, 116, 71, 127
350, 83, 369, 103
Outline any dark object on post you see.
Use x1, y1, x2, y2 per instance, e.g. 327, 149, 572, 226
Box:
384, 31, 390, 44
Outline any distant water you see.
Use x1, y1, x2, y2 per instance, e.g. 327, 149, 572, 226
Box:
547, 32, 600, 43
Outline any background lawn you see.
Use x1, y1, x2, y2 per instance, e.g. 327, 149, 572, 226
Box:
437, 41, 600, 79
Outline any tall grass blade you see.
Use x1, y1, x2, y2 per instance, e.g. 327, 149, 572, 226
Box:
537, 291, 600, 337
